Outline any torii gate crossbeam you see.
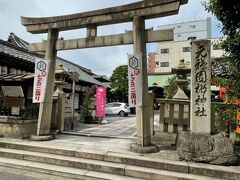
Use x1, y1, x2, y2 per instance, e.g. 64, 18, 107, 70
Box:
21, 0, 188, 151
21, 0, 188, 33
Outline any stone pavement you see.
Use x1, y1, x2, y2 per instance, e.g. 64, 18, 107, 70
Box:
72, 117, 136, 138
62, 114, 180, 160
65, 114, 160, 138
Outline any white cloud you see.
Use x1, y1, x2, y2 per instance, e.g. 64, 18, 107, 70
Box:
0, 0, 222, 78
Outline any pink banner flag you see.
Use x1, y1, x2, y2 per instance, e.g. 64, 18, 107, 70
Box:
95, 86, 106, 118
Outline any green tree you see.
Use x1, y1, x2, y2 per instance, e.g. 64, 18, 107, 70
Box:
110, 65, 128, 96
204, 0, 240, 100
81, 86, 95, 116
204, 0, 240, 137
164, 75, 177, 99
164, 75, 190, 99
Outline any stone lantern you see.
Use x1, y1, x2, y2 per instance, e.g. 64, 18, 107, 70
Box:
171, 59, 191, 100
55, 64, 70, 91
51, 64, 71, 132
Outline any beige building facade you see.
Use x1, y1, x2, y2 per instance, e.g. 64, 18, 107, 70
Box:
148, 18, 224, 74
154, 38, 224, 73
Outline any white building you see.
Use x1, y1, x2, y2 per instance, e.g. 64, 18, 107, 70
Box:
151, 18, 224, 73
154, 38, 224, 73
158, 17, 211, 41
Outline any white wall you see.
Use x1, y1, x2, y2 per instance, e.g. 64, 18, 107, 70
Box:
158, 17, 211, 41
155, 38, 224, 73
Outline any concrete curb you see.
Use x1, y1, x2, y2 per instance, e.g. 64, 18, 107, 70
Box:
61, 131, 137, 140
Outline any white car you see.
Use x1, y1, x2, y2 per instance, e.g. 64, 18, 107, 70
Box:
105, 102, 130, 117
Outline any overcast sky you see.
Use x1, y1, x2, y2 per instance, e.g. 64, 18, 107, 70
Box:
0, 0, 222, 77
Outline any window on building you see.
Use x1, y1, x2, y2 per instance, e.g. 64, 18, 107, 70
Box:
182, 47, 191, 52
189, 25, 196, 29
155, 62, 159, 68
177, 34, 182, 37
213, 44, 222, 50
161, 48, 169, 54
177, 25, 181, 28
160, 62, 169, 67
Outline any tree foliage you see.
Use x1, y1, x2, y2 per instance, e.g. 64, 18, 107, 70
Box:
164, 75, 177, 99
81, 86, 95, 116
110, 65, 128, 95
164, 75, 190, 99
204, 0, 240, 137
204, 0, 240, 100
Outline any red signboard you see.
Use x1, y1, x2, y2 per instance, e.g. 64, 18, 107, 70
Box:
95, 86, 106, 118
219, 86, 226, 100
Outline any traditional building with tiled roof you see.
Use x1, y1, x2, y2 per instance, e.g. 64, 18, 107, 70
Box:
0, 33, 109, 137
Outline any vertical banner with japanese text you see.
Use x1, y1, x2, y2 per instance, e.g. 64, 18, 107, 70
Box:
95, 86, 106, 118
190, 40, 211, 134
128, 54, 142, 107
33, 59, 49, 103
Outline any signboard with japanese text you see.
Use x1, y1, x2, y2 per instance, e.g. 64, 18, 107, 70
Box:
128, 54, 142, 107
33, 59, 49, 103
11, 107, 20, 115
190, 40, 211, 134
95, 86, 106, 118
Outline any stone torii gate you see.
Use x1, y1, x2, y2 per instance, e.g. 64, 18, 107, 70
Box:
21, 0, 188, 150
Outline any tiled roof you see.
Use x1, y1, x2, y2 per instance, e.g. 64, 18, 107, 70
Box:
92, 74, 109, 82
0, 39, 42, 63
56, 58, 103, 85
0, 35, 104, 86
0, 73, 33, 81
8, 32, 29, 49
1, 86, 24, 97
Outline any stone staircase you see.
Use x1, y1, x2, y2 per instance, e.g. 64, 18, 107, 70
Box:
0, 141, 239, 180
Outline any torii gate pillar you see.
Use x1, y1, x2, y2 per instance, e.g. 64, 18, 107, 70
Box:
131, 16, 158, 152
37, 29, 59, 136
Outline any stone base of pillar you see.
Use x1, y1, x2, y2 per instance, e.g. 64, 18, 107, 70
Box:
30, 134, 55, 141
177, 131, 238, 165
130, 143, 159, 154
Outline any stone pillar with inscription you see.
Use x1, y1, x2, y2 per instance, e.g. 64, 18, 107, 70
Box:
190, 40, 211, 135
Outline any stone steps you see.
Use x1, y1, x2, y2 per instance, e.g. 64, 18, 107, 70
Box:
0, 141, 239, 179
0, 147, 216, 180
0, 157, 140, 180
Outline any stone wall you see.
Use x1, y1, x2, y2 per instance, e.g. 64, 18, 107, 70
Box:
157, 99, 190, 133
0, 116, 37, 138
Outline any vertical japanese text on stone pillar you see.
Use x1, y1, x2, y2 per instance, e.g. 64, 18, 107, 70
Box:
191, 40, 211, 134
